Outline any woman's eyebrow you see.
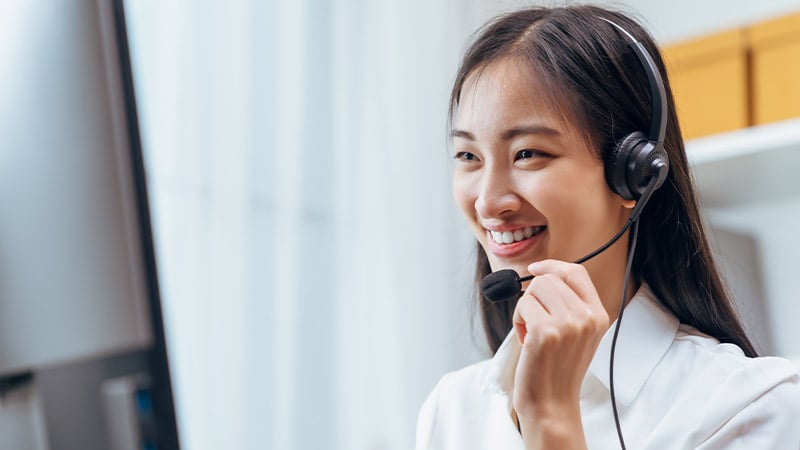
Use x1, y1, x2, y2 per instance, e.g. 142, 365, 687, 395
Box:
449, 125, 561, 141
450, 129, 475, 140
501, 125, 561, 140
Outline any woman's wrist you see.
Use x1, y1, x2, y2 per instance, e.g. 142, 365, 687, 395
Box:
517, 403, 587, 450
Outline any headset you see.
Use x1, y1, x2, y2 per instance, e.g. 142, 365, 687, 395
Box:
600, 17, 670, 450
480, 16, 670, 450
601, 17, 669, 203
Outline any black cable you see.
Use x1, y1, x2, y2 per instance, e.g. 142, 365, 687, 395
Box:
574, 218, 634, 265
513, 178, 658, 285
609, 217, 640, 450
512, 217, 636, 286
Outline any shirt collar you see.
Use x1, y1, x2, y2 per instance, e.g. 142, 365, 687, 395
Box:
483, 284, 679, 406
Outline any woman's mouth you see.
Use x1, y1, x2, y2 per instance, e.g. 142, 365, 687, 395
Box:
486, 226, 547, 257
488, 226, 546, 244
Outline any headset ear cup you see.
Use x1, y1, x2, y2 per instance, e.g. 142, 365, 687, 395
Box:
606, 131, 647, 201
628, 140, 670, 198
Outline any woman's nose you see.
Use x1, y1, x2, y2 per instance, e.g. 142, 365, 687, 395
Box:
475, 168, 521, 219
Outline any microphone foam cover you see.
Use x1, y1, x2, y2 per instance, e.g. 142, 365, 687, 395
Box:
481, 269, 522, 303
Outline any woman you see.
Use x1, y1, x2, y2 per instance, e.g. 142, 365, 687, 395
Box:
416, 5, 800, 450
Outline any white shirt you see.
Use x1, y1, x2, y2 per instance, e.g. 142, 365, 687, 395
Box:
416, 285, 800, 449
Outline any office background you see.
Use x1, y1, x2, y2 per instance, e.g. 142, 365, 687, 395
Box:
43, 0, 800, 449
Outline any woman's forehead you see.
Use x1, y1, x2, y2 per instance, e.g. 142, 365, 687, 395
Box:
452, 57, 595, 149
455, 58, 584, 142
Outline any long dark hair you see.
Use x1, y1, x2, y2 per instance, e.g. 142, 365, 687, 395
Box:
450, 5, 758, 357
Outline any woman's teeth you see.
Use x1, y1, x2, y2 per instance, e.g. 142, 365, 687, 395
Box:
490, 226, 545, 244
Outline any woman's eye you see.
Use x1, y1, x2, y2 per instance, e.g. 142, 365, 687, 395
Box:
514, 149, 551, 161
515, 149, 541, 160
454, 151, 479, 162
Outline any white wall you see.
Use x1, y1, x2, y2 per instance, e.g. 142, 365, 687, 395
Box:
466, 0, 800, 43
708, 198, 800, 358
608, 0, 800, 43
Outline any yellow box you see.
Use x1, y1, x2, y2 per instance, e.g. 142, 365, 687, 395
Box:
749, 11, 800, 125
663, 29, 749, 139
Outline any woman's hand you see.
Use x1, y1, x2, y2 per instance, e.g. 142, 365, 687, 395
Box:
512, 259, 610, 449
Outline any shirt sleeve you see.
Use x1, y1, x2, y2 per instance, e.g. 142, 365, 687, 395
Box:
696, 374, 800, 450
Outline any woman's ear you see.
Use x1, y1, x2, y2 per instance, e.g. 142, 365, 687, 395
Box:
621, 198, 636, 209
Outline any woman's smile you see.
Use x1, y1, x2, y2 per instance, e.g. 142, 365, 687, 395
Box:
485, 225, 547, 258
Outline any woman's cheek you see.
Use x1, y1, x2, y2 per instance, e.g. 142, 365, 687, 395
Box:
453, 173, 479, 217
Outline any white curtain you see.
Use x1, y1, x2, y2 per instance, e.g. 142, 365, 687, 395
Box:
124, 0, 493, 448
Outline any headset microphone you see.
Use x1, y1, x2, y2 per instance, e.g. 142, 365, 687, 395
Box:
480, 215, 635, 303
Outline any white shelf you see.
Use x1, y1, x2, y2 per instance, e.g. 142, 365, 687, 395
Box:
687, 118, 800, 209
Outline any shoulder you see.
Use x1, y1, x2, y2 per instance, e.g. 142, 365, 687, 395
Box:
665, 324, 800, 442
672, 323, 798, 384
633, 321, 800, 447
669, 323, 799, 394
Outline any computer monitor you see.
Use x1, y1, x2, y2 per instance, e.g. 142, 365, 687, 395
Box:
0, 0, 180, 448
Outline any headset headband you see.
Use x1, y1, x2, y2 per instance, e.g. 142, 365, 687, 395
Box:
599, 17, 667, 145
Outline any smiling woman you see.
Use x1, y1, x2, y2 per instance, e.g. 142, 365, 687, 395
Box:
415, 5, 800, 450
451, 58, 633, 309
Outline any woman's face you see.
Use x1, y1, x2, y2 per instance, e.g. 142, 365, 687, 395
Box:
452, 58, 635, 285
